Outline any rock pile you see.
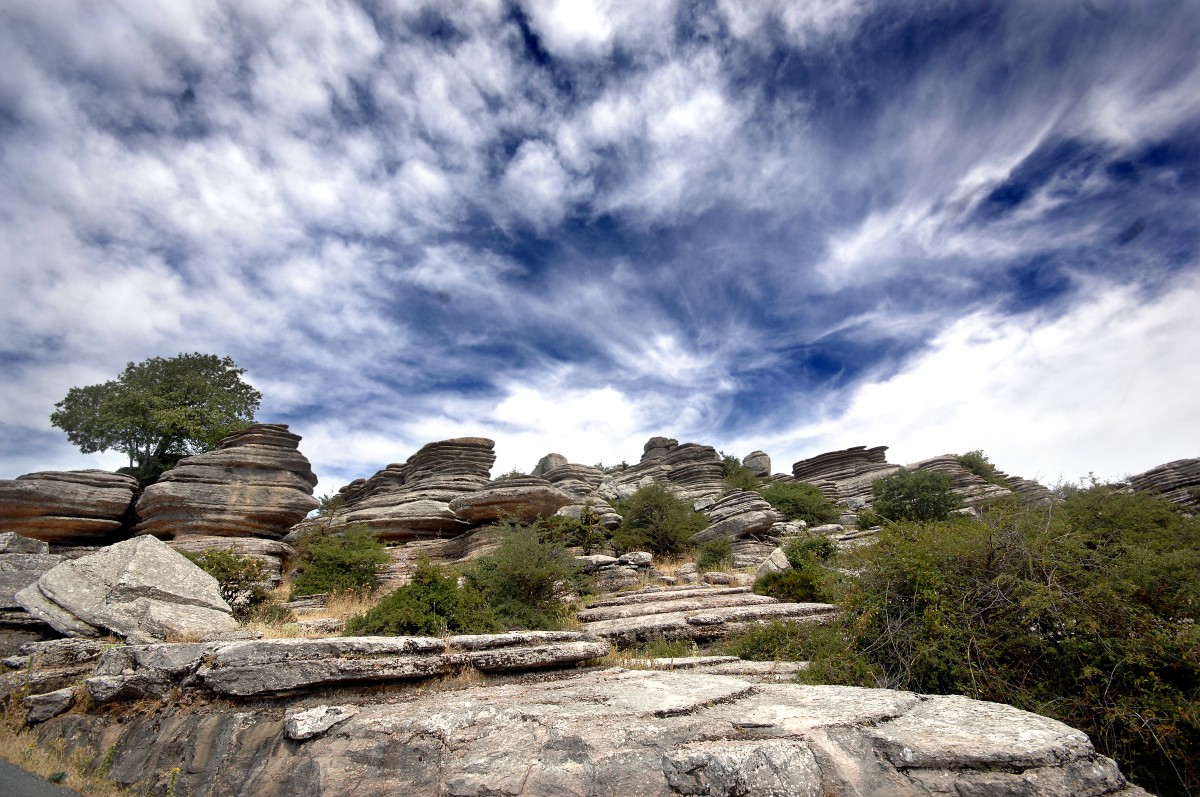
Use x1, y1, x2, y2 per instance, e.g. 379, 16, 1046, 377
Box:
0, 469, 137, 544
576, 551, 655, 592
1129, 457, 1200, 510
577, 584, 837, 647
15, 536, 237, 644
25, 665, 1148, 797
135, 424, 318, 540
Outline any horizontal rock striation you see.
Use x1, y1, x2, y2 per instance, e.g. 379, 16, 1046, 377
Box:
135, 424, 318, 540
912, 454, 1013, 508
791, 445, 900, 505
448, 476, 575, 525
1129, 457, 1200, 510
690, 490, 782, 545
167, 536, 297, 587
0, 470, 137, 544
579, 584, 837, 646
32, 667, 1149, 797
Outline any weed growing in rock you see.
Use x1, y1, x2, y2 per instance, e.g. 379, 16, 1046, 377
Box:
183, 549, 270, 619
752, 534, 836, 603
759, 482, 840, 525
696, 539, 734, 572
721, 453, 762, 491
955, 450, 1009, 487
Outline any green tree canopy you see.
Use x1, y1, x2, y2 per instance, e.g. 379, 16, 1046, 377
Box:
50, 352, 261, 485
871, 467, 961, 522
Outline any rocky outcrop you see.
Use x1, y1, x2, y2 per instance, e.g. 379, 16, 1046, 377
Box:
32, 667, 1148, 797
448, 476, 574, 525
75, 631, 609, 701
167, 536, 296, 587
1129, 458, 1200, 510
0, 470, 136, 544
690, 490, 782, 545
531, 452, 568, 476
578, 584, 837, 646
134, 424, 318, 540
577, 551, 656, 592
15, 536, 237, 644
0, 532, 63, 653
791, 445, 900, 505
743, 450, 771, 477
912, 454, 1013, 508
598, 439, 726, 502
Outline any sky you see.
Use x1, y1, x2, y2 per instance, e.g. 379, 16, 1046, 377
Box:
1, 0, 1198, 493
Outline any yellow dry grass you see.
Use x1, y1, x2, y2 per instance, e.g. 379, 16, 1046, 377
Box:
0, 692, 127, 796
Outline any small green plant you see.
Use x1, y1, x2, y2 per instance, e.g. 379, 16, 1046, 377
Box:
956, 450, 1009, 487
537, 505, 607, 554
759, 482, 840, 525
871, 468, 961, 522
697, 538, 734, 571
289, 523, 389, 599
462, 527, 587, 630
345, 560, 498, 636
183, 549, 270, 618
721, 452, 762, 491
613, 483, 708, 557
753, 535, 836, 603
494, 468, 526, 481
721, 620, 809, 661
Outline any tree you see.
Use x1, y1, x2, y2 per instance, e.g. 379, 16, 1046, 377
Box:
50, 353, 261, 485
613, 483, 709, 557
871, 468, 961, 522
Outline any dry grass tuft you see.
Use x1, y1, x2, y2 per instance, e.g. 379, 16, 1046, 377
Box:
0, 697, 128, 795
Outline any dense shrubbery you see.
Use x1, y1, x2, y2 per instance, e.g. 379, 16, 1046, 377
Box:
721, 453, 761, 491
346, 527, 586, 635
796, 487, 1200, 796
289, 524, 389, 598
759, 482, 840, 525
184, 549, 270, 619
697, 538, 734, 571
753, 534, 836, 603
613, 484, 708, 557
956, 449, 1009, 486
870, 468, 961, 522
537, 504, 607, 554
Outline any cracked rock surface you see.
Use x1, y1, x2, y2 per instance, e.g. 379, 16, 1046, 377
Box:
38, 667, 1150, 796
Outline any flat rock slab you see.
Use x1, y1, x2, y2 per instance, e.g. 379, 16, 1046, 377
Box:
38, 668, 1150, 797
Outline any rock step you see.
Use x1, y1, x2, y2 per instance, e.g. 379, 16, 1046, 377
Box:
77, 631, 611, 702
585, 585, 753, 609
625, 656, 809, 681
582, 601, 838, 647
578, 592, 779, 622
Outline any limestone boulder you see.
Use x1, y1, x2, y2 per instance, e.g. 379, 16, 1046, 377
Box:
743, 450, 771, 477
0, 470, 136, 544
448, 476, 574, 525
691, 490, 782, 545
135, 424, 318, 540
531, 452, 568, 476
15, 535, 237, 644
1129, 457, 1200, 510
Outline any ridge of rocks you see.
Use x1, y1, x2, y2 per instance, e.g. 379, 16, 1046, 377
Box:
0, 470, 137, 544
1128, 457, 1200, 510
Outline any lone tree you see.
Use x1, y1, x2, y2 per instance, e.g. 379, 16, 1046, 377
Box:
50, 353, 261, 485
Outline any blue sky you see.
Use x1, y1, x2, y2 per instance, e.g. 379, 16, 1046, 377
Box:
1, 0, 1198, 491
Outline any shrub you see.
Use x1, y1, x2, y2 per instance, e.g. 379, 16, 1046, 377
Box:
462, 527, 585, 630
184, 549, 269, 619
759, 482, 840, 525
870, 468, 961, 522
721, 453, 761, 491
613, 484, 708, 557
697, 538, 734, 572
782, 535, 835, 568
494, 468, 526, 481
855, 507, 882, 528
956, 450, 1009, 487
537, 505, 607, 554
753, 535, 836, 603
721, 620, 810, 661
826, 488, 1200, 795
345, 560, 498, 636
289, 524, 389, 599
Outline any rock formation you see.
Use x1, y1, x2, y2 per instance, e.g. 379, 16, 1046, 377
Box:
690, 489, 782, 545
0, 469, 136, 544
743, 450, 771, 477
135, 424, 318, 540
912, 454, 1013, 508
791, 445, 900, 505
448, 476, 575, 525
0, 532, 64, 653
15, 536, 237, 644
23, 663, 1148, 797
1129, 457, 1200, 510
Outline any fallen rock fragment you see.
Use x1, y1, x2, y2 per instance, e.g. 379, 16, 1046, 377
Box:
286, 705, 359, 740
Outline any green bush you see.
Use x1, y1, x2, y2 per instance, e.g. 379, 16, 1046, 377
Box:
721, 620, 810, 661
345, 560, 498, 636
536, 505, 608, 554
462, 527, 586, 630
956, 450, 1009, 487
759, 482, 840, 525
697, 538, 734, 572
871, 468, 961, 522
752, 535, 836, 603
855, 507, 882, 528
184, 549, 270, 619
721, 453, 761, 491
822, 488, 1200, 795
782, 535, 835, 568
289, 524, 389, 599
613, 484, 709, 557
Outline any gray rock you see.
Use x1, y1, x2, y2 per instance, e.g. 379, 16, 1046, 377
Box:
135, 424, 318, 540
574, 554, 618, 573
1129, 457, 1200, 510
448, 477, 575, 525
17, 536, 236, 644
23, 686, 76, 723
0, 533, 50, 554
0, 470, 136, 544
742, 451, 772, 477
531, 453, 568, 477
286, 705, 359, 740
617, 551, 653, 567
0, 552, 65, 608
30, 669, 1147, 797
167, 536, 296, 587
754, 547, 791, 579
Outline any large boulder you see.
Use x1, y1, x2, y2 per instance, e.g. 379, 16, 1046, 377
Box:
1129, 457, 1200, 510
743, 450, 771, 477
0, 470, 137, 544
15, 536, 237, 644
691, 490, 782, 545
134, 424, 318, 540
448, 476, 575, 525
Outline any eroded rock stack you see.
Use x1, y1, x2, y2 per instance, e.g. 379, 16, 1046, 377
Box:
135, 424, 318, 540
0, 470, 137, 545
912, 454, 1013, 508
742, 450, 771, 477
1129, 457, 1200, 510
598, 439, 726, 502
690, 490, 782, 545
791, 445, 900, 505
448, 476, 574, 525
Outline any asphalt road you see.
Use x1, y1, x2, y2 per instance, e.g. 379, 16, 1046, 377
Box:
0, 760, 82, 797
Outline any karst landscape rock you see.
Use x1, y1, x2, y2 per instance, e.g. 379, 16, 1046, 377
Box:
1, 422, 1194, 795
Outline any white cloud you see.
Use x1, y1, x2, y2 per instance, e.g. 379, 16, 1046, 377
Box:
522, 0, 677, 60
773, 274, 1200, 483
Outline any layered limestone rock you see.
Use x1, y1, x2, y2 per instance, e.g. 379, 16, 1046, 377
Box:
531, 452, 568, 476
912, 454, 1013, 508
166, 536, 296, 587
0, 470, 137, 544
135, 424, 318, 540
743, 450, 771, 477
690, 490, 782, 545
448, 476, 574, 525
791, 445, 900, 505
600, 439, 726, 502
31, 667, 1148, 797
578, 584, 837, 646
0, 533, 64, 653
15, 536, 237, 644
297, 437, 496, 541
1129, 458, 1200, 510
